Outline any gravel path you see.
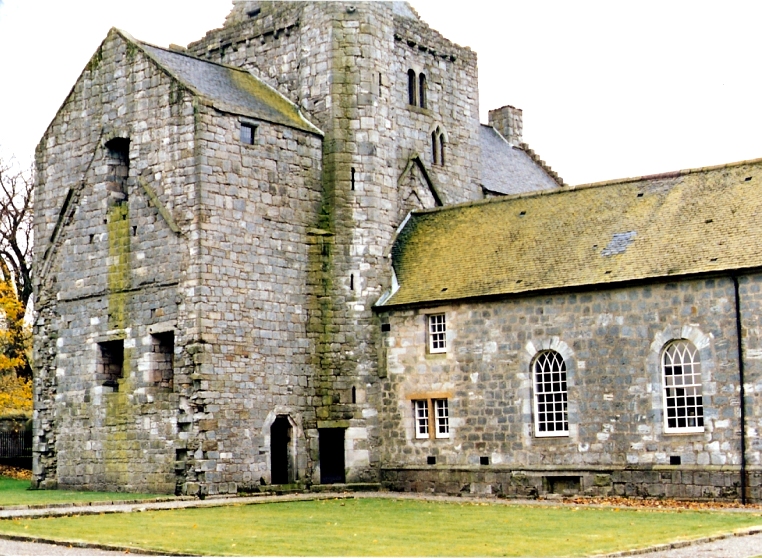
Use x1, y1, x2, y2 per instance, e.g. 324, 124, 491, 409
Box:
0, 537, 132, 555
603, 531, 762, 558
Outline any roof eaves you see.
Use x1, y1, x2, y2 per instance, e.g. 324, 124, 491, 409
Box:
377, 265, 762, 311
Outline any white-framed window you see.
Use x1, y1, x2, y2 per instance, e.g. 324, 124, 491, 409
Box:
428, 313, 446, 353
433, 398, 449, 438
414, 399, 429, 439
532, 350, 569, 437
662, 339, 704, 433
413, 398, 450, 439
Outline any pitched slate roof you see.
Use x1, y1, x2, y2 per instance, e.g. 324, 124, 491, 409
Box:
380, 158, 762, 308
119, 30, 321, 135
480, 125, 561, 195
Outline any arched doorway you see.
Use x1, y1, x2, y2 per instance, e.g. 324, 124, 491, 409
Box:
270, 415, 293, 485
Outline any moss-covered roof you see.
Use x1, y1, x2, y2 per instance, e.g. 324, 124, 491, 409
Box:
118, 30, 321, 135
380, 158, 762, 308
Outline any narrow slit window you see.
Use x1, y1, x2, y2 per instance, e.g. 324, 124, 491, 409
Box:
351, 167, 355, 191
431, 131, 438, 165
418, 73, 426, 108
439, 133, 446, 166
408, 69, 417, 106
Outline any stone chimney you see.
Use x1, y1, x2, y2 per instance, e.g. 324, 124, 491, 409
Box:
488, 104, 523, 146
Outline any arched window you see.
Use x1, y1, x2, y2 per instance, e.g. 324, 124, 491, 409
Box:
431, 130, 438, 165
408, 69, 417, 106
532, 350, 568, 437
439, 132, 445, 166
418, 73, 426, 108
662, 340, 704, 433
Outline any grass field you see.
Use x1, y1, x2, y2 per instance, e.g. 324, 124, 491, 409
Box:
0, 477, 161, 506
0, 497, 760, 556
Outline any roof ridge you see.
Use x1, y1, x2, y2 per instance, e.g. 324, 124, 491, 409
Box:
575, 156, 762, 189
412, 154, 762, 219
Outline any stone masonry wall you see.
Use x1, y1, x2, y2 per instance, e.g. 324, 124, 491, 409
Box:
392, 11, 482, 205
33, 30, 197, 492
377, 275, 762, 501
188, 1, 486, 484
180, 105, 324, 494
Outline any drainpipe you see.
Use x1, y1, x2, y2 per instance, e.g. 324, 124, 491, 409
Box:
732, 275, 748, 505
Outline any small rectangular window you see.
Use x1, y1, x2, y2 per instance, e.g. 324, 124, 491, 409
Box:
97, 340, 124, 392
428, 313, 446, 353
413, 400, 429, 439
434, 398, 449, 438
151, 331, 174, 390
413, 398, 450, 439
240, 123, 256, 145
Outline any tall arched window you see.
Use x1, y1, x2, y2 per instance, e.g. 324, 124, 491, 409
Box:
431, 131, 438, 165
439, 132, 445, 165
532, 350, 568, 437
418, 73, 426, 108
407, 69, 417, 106
662, 340, 704, 433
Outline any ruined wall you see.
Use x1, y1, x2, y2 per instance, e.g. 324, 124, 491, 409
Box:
33, 30, 197, 492
377, 276, 762, 501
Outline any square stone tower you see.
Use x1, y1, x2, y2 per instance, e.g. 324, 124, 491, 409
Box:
33, 2, 495, 495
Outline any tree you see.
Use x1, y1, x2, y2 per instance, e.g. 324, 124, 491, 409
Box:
0, 155, 33, 379
0, 157, 32, 312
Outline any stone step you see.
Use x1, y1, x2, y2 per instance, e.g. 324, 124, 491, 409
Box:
310, 483, 381, 493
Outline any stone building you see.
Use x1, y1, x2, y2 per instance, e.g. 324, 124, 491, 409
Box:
32, 1, 760, 502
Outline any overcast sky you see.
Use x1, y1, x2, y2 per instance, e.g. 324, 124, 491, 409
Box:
1, 1, 761, 185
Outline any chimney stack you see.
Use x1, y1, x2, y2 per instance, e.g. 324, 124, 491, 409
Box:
488, 105, 523, 146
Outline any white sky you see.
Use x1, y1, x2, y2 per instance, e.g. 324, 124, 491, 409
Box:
1, 1, 761, 185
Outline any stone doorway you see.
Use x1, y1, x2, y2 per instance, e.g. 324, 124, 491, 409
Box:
318, 428, 345, 484
270, 415, 293, 485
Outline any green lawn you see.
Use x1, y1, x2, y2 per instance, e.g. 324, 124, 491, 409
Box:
0, 477, 162, 506
0, 498, 759, 556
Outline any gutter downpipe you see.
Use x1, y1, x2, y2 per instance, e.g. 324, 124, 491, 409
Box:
732, 274, 748, 505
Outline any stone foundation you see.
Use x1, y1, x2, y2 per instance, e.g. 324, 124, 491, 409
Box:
381, 466, 762, 502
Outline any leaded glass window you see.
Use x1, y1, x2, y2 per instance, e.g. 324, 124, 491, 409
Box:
532, 350, 569, 437
662, 340, 704, 433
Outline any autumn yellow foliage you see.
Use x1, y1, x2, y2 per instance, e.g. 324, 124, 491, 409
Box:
0, 373, 31, 417
0, 280, 32, 417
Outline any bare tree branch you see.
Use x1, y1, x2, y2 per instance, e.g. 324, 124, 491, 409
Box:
0, 156, 33, 311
